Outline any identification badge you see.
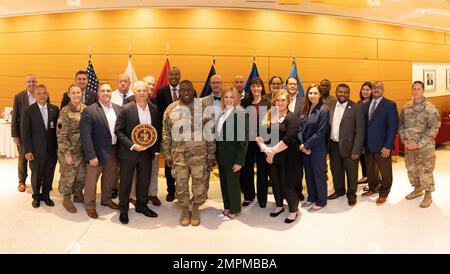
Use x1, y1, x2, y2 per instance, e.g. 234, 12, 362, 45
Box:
50, 121, 55, 129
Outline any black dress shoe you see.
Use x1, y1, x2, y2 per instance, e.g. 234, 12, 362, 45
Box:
32, 198, 40, 208
327, 193, 344, 200
299, 193, 305, 201
136, 206, 158, 218
42, 197, 55, 207
166, 193, 175, 202
258, 202, 266, 208
284, 212, 298, 224
270, 208, 285, 217
242, 200, 252, 207
111, 188, 118, 199
119, 212, 129, 224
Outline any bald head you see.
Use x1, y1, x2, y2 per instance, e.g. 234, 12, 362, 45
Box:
233, 75, 245, 94
118, 74, 131, 94
210, 74, 223, 96
143, 75, 156, 95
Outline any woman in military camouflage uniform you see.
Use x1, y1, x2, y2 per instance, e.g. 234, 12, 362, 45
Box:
57, 84, 87, 213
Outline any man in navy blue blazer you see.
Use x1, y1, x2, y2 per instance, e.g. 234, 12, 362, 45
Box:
80, 82, 121, 219
361, 81, 398, 205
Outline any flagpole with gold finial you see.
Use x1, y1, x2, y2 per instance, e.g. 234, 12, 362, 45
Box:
128, 44, 132, 60
89, 45, 92, 60
166, 42, 170, 59
212, 48, 216, 66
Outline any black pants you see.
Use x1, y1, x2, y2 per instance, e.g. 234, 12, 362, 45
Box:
365, 151, 392, 197
30, 155, 56, 199
270, 164, 299, 213
359, 152, 367, 177
119, 153, 153, 212
17, 144, 28, 183
240, 141, 268, 204
329, 141, 358, 198
165, 165, 175, 195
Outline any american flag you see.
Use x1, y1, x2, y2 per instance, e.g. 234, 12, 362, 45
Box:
85, 59, 99, 93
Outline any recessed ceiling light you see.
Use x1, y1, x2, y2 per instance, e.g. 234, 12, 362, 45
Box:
420, 9, 429, 15
366, 0, 381, 7
66, 0, 81, 7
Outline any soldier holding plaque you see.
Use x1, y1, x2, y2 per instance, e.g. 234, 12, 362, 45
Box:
114, 81, 161, 225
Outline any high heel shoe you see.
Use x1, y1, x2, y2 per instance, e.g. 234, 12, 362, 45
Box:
270, 207, 285, 217
284, 212, 298, 224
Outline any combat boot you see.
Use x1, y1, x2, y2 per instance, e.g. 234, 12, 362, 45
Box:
405, 186, 424, 200
73, 191, 84, 203
420, 191, 432, 208
180, 206, 191, 226
63, 195, 77, 213
190, 203, 201, 226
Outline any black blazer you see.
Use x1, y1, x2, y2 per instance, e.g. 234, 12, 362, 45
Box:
241, 94, 271, 109
11, 90, 31, 138
80, 101, 121, 166
21, 102, 59, 158
328, 100, 365, 157
155, 85, 174, 120
114, 101, 161, 161
61, 89, 97, 109
216, 108, 249, 168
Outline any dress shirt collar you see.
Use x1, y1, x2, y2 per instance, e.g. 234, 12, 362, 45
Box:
336, 101, 348, 108
38, 103, 47, 110
100, 101, 113, 109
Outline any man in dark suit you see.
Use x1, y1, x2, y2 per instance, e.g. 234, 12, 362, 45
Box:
21, 84, 59, 208
11, 74, 37, 192
286, 77, 305, 201
361, 81, 398, 205
60, 70, 98, 109
115, 81, 161, 224
326, 84, 365, 206
80, 82, 121, 219
155, 67, 180, 202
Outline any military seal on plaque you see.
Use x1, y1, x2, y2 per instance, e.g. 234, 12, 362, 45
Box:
132, 124, 157, 149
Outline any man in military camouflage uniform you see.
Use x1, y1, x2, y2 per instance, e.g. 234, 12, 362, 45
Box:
399, 81, 440, 208
57, 85, 87, 213
161, 80, 216, 226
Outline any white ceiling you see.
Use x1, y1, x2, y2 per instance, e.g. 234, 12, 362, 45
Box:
0, 0, 449, 32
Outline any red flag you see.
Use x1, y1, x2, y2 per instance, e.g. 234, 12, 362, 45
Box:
151, 58, 171, 99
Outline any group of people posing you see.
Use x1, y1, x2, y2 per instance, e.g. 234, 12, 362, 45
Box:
11, 67, 441, 226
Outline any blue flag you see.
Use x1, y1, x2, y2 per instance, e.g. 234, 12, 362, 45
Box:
200, 60, 217, 98
287, 58, 305, 97
244, 61, 260, 93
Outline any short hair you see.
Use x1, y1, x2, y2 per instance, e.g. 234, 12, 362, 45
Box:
133, 80, 146, 91
36, 84, 47, 90
75, 70, 87, 79
269, 76, 283, 85
413, 80, 424, 89
221, 87, 241, 110
98, 82, 112, 90
336, 83, 350, 91
359, 81, 373, 101
286, 77, 298, 85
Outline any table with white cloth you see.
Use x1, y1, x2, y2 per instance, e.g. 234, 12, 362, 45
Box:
0, 119, 18, 158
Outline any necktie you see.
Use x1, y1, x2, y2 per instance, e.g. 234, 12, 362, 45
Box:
122, 94, 127, 106
172, 88, 179, 101
40, 107, 48, 130
369, 100, 377, 121
213, 96, 221, 101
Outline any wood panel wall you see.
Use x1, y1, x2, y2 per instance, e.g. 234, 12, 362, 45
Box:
0, 8, 449, 113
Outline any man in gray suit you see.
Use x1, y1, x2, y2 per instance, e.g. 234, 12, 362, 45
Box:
11, 74, 37, 192
327, 83, 365, 206
202, 74, 224, 121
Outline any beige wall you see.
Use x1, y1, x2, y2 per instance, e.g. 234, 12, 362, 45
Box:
1, 8, 449, 112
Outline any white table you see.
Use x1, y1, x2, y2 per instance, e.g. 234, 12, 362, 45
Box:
0, 119, 18, 158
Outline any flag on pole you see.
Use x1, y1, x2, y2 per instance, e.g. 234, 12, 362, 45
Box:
287, 57, 305, 97
151, 58, 171, 99
124, 59, 138, 90
244, 59, 260, 94
85, 59, 99, 93
200, 58, 217, 98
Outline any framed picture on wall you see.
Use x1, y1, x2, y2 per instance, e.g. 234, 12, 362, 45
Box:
447, 69, 450, 91
423, 69, 436, 91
